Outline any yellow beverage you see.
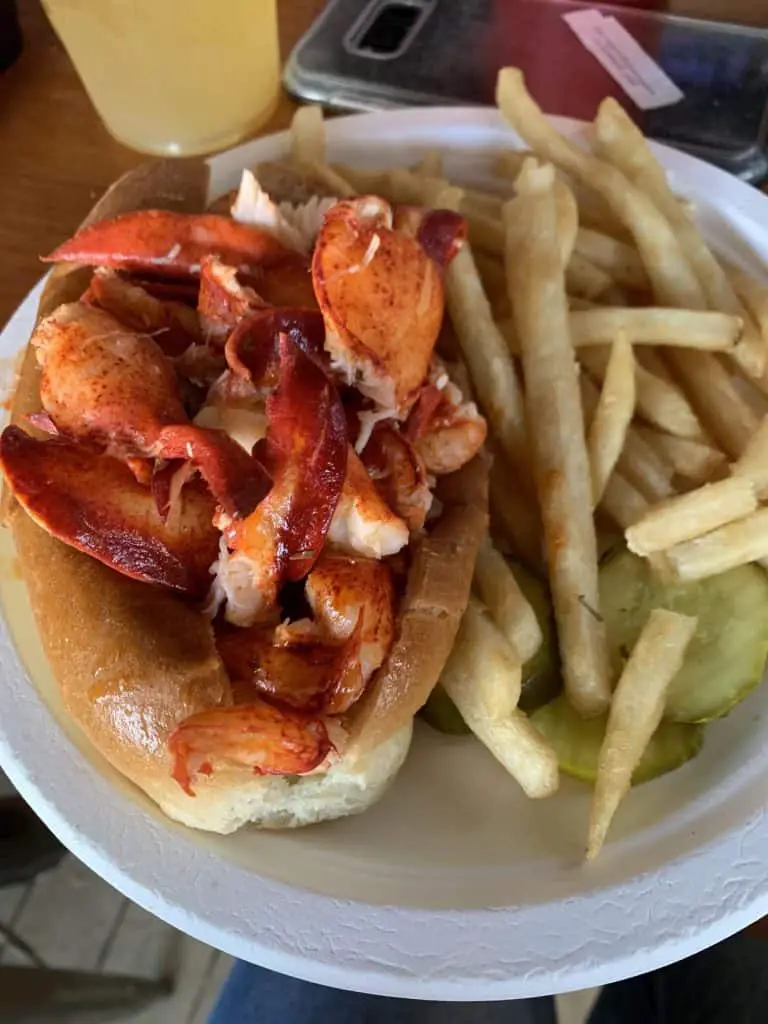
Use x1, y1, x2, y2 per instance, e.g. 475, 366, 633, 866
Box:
41, 0, 280, 156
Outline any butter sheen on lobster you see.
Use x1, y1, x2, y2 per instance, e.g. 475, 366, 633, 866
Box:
0, 158, 488, 833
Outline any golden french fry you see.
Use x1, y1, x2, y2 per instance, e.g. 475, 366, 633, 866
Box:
413, 149, 444, 178
732, 413, 768, 499
429, 184, 532, 489
594, 98, 765, 378
626, 477, 757, 556
580, 345, 703, 440
302, 161, 356, 198
725, 264, 768, 381
581, 374, 675, 502
331, 163, 389, 194
554, 179, 579, 267
569, 179, 631, 241
474, 252, 510, 319
442, 596, 522, 718
664, 350, 760, 460
637, 427, 727, 486
494, 149, 536, 181
464, 189, 579, 265
568, 296, 597, 311
290, 103, 325, 164
504, 160, 611, 718
600, 471, 649, 530
474, 538, 543, 663
574, 228, 650, 292
587, 335, 636, 505
664, 508, 768, 581
496, 68, 706, 310
566, 253, 613, 301
441, 601, 559, 799
569, 308, 741, 351
587, 608, 697, 859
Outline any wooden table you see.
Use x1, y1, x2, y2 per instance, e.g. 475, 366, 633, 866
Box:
0, 0, 324, 330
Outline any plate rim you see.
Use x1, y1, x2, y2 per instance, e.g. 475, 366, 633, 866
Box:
2, 106, 768, 1000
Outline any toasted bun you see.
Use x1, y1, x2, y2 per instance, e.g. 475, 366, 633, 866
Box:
5, 159, 488, 834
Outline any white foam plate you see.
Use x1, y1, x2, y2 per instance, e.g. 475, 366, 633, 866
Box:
1, 107, 768, 1001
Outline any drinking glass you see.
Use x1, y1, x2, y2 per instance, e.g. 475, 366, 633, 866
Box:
41, 0, 281, 156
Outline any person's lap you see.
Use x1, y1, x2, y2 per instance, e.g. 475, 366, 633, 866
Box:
208, 930, 768, 1024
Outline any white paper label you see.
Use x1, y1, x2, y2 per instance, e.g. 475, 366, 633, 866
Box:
563, 9, 684, 111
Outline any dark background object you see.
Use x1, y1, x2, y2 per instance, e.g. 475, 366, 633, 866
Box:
0, 0, 22, 73
0, 796, 65, 886
285, 0, 768, 183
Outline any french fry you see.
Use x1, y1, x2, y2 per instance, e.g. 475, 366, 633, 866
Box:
663, 508, 768, 581
441, 599, 559, 798
566, 253, 613, 301
580, 345, 703, 440
290, 103, 325, 164
442, 596, 522, 718
600, 471, 649, 530
489, 448, 543, 570
732, 413, 768, 498
625, 477, 757, 555
474, 538, 543, 663
473, 252, 510, 319
574, 228, 650, 292
494, 149, 536, 181
413, 149, 444, 178
302, 161, 357, 198
569, 308, 741, 351
331, 163, 389, 195
663, 350, 759, 460
496, 68, 706, 310
726, 264, 768, 343
504, 160, 611, 717
554, 179, 579, 266
637, 427, 727, 486
569, 180, 631, 241
587, 334, 636, 505
568, 296, 597, 311
587, 608, 697, 860
581, 374, 675, 502
429, 184, 532, 489
594, 97, 765, 378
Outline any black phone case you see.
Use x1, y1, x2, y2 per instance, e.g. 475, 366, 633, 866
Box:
284, 0, 768, 182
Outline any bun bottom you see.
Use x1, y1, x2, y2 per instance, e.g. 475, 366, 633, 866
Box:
150, 723, 413, 834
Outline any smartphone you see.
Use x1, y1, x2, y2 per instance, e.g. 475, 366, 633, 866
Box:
284, 0, 768, 182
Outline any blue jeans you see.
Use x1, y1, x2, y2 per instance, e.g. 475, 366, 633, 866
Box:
208, 930, 768, 1024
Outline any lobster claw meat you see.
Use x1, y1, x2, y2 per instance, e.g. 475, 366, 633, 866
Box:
392, 206, 467, 268
243, 253, 318, 311
360, 422, 432, 532
0, 426, 219, 597
168, 698, 332, 796
224, 308, 326, 389
32, 302, 186, 453
44, 210, 295, 277
83, 268, 200, 356
404, 369, 488, 476
215, 618, 363, 714
197, 255, 266, 347
129, 275, 200, 307
152, 424, 271, 520
312, 196, 448, 417
226, 332, 347, 591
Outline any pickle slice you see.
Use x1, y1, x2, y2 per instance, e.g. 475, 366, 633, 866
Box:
420, 684, 471, 735
600, 550, 768, 723
531, 694, 703, 784
506, 561, 562, 713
